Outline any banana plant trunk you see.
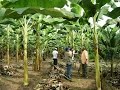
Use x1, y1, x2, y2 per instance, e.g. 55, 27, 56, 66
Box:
34, 45, 40, 71
23, 26, 28, 86
16, 34, 19, 63
81, 27, 84, 48
71, 30, 74, 49
21, 16, 29, 86
111, 57, 113, 77
39, 50, 42, 70
93, 17, 101, 90
34, 24, 41, 71
7, 25, 10, 65
1, 38, 3, 59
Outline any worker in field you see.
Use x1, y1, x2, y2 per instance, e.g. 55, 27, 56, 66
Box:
52, 48, 58, 68
81, 47, 89, 78
64, 48, 73, 80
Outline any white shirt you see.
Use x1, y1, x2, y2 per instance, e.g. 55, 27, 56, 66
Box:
52, 50, 58, 59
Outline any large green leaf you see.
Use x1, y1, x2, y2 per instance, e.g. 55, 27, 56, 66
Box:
3, 8, 76, 19
2, 0, 67, 8
96, 5, 109, 20
107, 7, 120, 19
68, 0, 81, 3
79, 0, 96, 17
78, 0, 112, 18
96, 0, 111, 9
71, 3, 84, 17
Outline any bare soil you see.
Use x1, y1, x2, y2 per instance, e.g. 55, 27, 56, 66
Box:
0, 58, 96, 90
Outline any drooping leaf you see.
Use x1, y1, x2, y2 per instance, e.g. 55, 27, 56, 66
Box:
107, 7, 120, 19
13, 7, 28, 14
3, 8, 76, 19
96, 0, 111, 9
96, 5, 109, 20
79, 0, 96, 17
2, 0, 67, 8
0, 18, 16, 25
71, 3, 84, 17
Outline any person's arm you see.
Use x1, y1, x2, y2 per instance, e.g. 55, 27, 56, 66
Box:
85, 51, 89, 64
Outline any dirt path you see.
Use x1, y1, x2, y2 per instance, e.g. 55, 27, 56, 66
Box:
0, 59, 96, 90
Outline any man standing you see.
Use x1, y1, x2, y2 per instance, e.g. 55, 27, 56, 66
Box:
81, 48, 89, 78
64, 48, 73, 80
52, 48, 58, 67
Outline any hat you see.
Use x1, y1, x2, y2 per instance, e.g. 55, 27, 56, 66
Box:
55, 48, 57, 50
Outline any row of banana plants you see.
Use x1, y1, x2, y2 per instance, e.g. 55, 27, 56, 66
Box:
0, 0, 120, 90
0, 14, 93, 86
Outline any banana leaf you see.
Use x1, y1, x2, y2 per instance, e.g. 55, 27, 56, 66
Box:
3, 8, 76, 19
2, 0, 67, 8
107, 7, 120, 19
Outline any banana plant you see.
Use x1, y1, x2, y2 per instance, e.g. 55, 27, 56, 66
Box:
12, 22, 22, 63
4, 24, 13, 65
40, 25, 58, 51
19, 15, 33, 86
16, 34, 19, 62
77, 23, 92, 49
6, 25, 10, 65
0, 36, 4, 59
68, 0, 120, 89
0, 24, 15, 65
0, 0, 119, 89
64, 21, 79, 49
31, 14, 66, 71
31, 14, 44, 71
0, 17, 23, 63
99, 26, 120, 76
0, 24, 6, 60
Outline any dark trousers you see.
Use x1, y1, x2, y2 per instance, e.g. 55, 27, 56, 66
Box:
82, 64, 87, 78
53, 58, 57, 65
65, 64, 72, 79
43, 54, 45, 61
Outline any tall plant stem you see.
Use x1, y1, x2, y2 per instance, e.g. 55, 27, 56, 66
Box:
16, 34, 19, 63
7, 25, 10, 65
34, 24, 40, 71
20, 16, 32, 86
93, 16, 101, 90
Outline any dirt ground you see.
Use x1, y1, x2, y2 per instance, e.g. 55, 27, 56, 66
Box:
0, 58, 96, 90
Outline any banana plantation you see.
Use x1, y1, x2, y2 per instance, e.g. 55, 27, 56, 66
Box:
0, 0, 120, 90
